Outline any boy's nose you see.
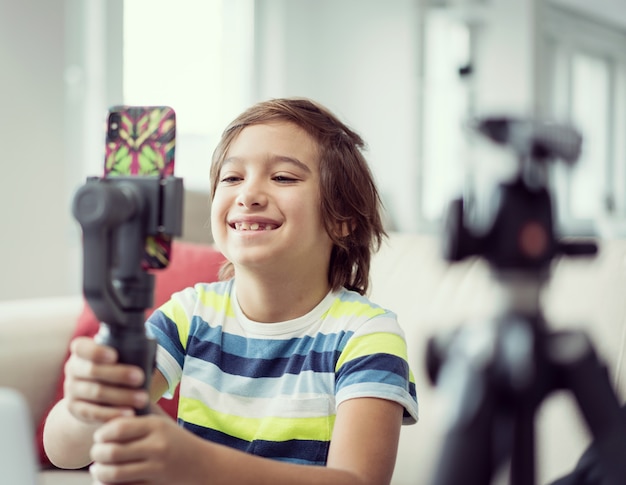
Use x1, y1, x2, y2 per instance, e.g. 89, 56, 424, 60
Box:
236, 183, 267, 208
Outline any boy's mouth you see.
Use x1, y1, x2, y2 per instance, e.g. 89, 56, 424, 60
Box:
232, 222, 279, 231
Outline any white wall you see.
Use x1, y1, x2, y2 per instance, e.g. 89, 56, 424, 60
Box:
0, 0, 122, 302
0, 0, 72, 301
474, 0, 541, 115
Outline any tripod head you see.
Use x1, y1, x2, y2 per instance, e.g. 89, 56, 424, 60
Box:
472, 116, 582, 165
443, 116, 596, 275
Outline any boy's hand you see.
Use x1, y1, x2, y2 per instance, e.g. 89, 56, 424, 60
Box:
63, 336, 150, 424
90, 415, 207, 485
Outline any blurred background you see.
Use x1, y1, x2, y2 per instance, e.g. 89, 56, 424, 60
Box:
2, 0, 625, 301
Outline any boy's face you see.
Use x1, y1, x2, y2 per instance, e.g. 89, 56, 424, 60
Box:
211, 121, 334, 278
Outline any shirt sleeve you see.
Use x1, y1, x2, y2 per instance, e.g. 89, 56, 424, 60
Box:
145, 286, 198, 397
334, 313, 419, 424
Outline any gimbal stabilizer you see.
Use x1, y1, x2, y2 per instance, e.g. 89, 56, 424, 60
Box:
426, 117, 626, 485
72, 175, 183, 414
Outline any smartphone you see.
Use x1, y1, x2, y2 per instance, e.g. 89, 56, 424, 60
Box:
104, 105, 176, 269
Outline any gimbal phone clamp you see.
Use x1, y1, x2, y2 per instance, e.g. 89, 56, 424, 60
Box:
426, 117, 626, 485
72, 175, 183, 414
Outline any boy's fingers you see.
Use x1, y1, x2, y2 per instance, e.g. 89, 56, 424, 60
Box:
68, 337, 145, 387
94, 415, 160, 443
67, 379, 149, 408
65, 354, 145, 388
65, 338, 145, 387
67, 399, 135, 424
70, 337, 118, 364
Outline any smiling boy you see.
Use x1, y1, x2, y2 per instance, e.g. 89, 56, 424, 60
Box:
44, 98, 419, 485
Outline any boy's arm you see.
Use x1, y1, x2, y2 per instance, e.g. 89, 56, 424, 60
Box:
43, 397, 108, 469
326, 397, 404, 484
42, 337, 169, 469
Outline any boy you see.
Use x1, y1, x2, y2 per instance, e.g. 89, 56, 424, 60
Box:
44, 97, 419, 484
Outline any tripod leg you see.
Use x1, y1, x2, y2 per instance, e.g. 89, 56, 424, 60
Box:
429, 357, 504, 485
510, 405, 536, 485
547, 426, 622, 485
549, 331, 626, 485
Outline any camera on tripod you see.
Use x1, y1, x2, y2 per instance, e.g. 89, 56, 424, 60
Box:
425, 116, 626, 485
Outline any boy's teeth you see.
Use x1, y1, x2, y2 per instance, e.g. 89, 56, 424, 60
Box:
235, 222, 276, 231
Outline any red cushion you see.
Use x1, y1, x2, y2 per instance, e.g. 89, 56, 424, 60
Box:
36, 241, 225, 466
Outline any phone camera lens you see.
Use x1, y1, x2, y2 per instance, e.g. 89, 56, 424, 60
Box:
108, 112, 122, 140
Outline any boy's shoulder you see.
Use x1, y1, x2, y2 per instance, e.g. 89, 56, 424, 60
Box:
326, 288, 398, 329
165, 279, 234, 309
333, 287, 393, 315
170, 279, 232, 297
192, 279, 233, 295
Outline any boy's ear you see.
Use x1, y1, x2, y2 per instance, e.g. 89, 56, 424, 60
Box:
335, 220, 354, 238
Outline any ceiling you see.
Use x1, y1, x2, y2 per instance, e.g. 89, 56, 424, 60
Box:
551, 0, 626, 29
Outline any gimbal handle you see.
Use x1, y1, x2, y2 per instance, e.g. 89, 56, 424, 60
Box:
72, 175, 183, 414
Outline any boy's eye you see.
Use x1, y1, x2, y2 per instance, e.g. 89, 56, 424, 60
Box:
219, 175, 241, 183
273, 175, 298, 183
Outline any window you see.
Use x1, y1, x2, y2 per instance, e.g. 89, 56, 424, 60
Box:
420, 11, 472, 225
568, 52, 610, 220
422, 11, 470, 221
542, 4, 626, 236
122, 0, 254, 190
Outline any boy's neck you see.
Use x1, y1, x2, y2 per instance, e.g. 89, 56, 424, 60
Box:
234, 271, 331, 323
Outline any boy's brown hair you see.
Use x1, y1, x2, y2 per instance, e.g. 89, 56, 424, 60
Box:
210, 97, 386, 295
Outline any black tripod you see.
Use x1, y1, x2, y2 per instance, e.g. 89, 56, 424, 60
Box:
425, 117, 626, 485
72, 175, 183, 414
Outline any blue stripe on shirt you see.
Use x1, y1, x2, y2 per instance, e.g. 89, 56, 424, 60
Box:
188, 319, 351, 359
181, 420, 330, 465
185, 335, 342, 377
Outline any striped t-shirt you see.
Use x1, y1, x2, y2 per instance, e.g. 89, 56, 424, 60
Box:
146, 279, 419, 465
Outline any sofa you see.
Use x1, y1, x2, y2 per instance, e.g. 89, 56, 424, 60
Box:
1, 192, 626, 485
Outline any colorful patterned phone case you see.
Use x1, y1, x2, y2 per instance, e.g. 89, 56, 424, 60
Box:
104, 105, 176, 269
